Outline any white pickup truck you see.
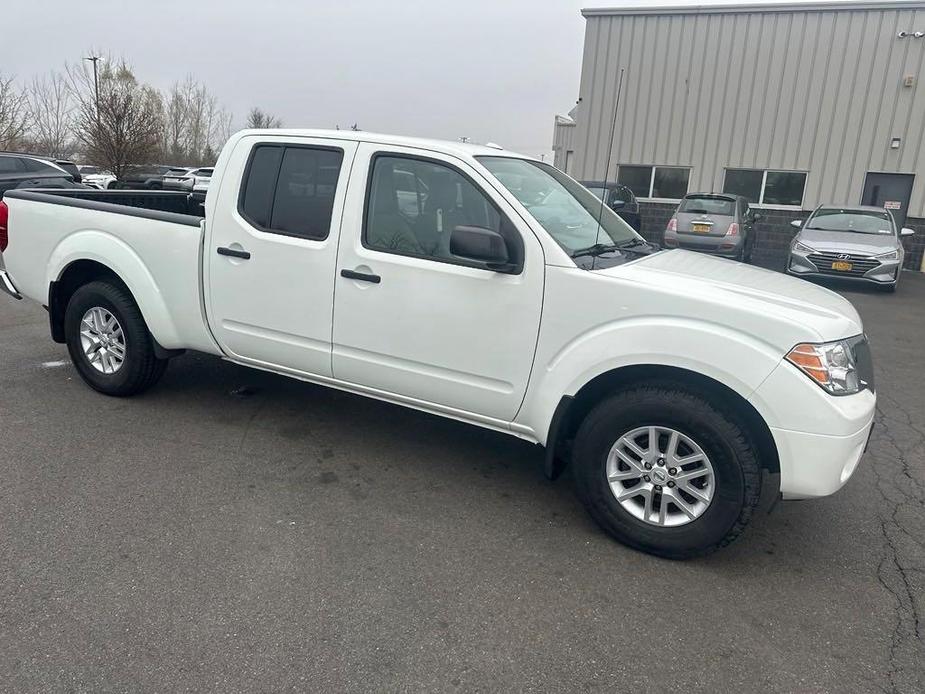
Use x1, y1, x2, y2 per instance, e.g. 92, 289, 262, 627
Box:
0, 130, 876, 558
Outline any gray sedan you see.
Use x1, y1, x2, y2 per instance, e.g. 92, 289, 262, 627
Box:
788, 205, 914, 292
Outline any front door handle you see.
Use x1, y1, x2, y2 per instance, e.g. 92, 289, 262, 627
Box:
217, 246, 251, 260
340, 268, 381, 284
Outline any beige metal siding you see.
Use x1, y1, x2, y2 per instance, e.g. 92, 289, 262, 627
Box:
552, 118, 576, 171
570, 4, 925, 214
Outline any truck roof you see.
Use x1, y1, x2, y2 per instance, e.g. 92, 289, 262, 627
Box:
232, 129, 533, 161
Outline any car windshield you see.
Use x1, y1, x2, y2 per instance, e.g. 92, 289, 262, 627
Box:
80, 166, 100, 174
680, 196, 735, 215
806, 209, 893, 235
477, 157, 639, 253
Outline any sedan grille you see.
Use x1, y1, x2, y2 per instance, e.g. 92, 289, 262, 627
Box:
806, 251, 881, 277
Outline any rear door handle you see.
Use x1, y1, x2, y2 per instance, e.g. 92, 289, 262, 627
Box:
340, 268, 381, 284
217, 246, 251, 260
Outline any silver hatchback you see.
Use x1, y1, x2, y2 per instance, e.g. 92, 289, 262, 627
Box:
788, 205, 914, 292
664, 193, 759, 262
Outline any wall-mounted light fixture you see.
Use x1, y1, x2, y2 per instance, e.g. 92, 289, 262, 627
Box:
890, 137, 902, 149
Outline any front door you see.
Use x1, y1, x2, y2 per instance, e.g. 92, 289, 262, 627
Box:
862, 172, 914, 228
331, 144, 545, 422
206, 135, 358, 376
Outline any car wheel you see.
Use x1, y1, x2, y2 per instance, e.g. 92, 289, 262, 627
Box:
64, 281, 167, 396
107, 181, 117, 189
572, 384, 763, 559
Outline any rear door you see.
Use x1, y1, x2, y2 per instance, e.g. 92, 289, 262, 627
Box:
676, 195, 736, 236
205, 135, 358, 376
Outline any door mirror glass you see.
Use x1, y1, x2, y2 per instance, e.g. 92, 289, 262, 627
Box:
752, 212, 762, 221
790, 219, 803, 229
450, 225, 511, 269
901, 227, 915, 236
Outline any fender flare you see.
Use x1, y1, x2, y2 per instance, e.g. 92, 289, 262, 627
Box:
47, 230, 183, 348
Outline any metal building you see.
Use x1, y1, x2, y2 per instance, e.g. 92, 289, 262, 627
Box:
553, 0, 925, 268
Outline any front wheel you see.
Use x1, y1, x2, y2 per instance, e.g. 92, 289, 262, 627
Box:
64, 281, 167, 396
572, 384, 763, 559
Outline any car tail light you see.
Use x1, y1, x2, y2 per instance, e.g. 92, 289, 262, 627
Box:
725, 222, 739, 236
666, 217, 677, 232
0, 200, 8, 253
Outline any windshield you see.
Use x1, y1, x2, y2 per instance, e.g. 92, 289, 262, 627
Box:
680, 196, 735, 215
806, 208, 894, 235
477, 157, 639, 253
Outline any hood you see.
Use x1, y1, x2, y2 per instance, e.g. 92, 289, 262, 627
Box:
797, 228, 898, 255
594, 249, 863, 345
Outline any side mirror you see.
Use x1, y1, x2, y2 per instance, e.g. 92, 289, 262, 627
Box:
610, 199, 626, 211
450, 225, 513, 271
901, 227, 915, 237
790, 219, 803, 229
752, 212, 762, 221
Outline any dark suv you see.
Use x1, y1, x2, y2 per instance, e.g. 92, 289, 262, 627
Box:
0, 154, 85, 196
581, 181, 641, 230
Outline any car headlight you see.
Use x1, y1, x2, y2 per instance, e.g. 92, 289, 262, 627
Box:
792, 241, 816, 254
875, 249, 899, 260
786, 340, 861, 395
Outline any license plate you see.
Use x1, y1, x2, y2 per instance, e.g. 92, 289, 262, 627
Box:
831, 261, 853, 271
692, 223, 711, 233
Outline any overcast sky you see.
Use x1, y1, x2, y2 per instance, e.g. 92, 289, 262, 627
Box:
5, 0, 866, 159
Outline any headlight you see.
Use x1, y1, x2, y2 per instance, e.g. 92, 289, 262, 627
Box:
792, 241, 815, 254
875, 249, 899, 260
786, 340, 860, 395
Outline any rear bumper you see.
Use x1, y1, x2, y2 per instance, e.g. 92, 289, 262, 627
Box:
0, 269, 22, 300
665, 232, 744, 257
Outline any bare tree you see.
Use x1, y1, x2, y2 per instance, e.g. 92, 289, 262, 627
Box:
27, 71, 75, 158
161, 77, 230, 165
69, 59, 164, 179
0, 72, 29, 150
245, 107, 282, 129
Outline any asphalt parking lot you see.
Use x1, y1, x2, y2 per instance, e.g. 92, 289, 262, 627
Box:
1, 272, 923, 693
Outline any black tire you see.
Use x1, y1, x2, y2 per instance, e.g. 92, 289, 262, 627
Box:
106, 180, 117, 189
64, 281, 167, 396
572, 384, 762, 559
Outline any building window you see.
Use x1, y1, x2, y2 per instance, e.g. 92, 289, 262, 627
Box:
723, 168, 806, 207
617, 165, 690, 200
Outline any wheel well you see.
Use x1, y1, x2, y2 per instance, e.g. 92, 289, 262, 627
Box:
547, 364, 780, 478
48, 260, 129, 343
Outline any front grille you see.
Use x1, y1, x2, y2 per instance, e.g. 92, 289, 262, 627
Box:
807, 251, 880, 277
848, 334, 875, 393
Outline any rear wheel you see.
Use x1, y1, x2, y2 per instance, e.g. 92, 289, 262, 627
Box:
64, 281, 167, 396
572, 384, 762, 559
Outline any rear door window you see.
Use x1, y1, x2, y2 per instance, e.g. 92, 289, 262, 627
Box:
239, 144, 345, 240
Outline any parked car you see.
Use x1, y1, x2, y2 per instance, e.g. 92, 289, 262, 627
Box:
116, 165, 189, 189
788, 205, 913, 292
0, 129, 875, 559
581, 181, 641, 230
0, 151, 81, 183
77, 165, 117, 190
0, 154, 85, 196
164, 167, 213, 191
664, 193, 759, 262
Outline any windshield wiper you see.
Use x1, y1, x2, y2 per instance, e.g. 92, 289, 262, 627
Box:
570, 242, 622, 258
570, 238, 650, 258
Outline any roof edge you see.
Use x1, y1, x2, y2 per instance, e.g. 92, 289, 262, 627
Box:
582, 1, 925, 17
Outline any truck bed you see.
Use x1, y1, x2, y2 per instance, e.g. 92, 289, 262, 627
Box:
1, 188, 216, 354
8, 188, 205, 218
